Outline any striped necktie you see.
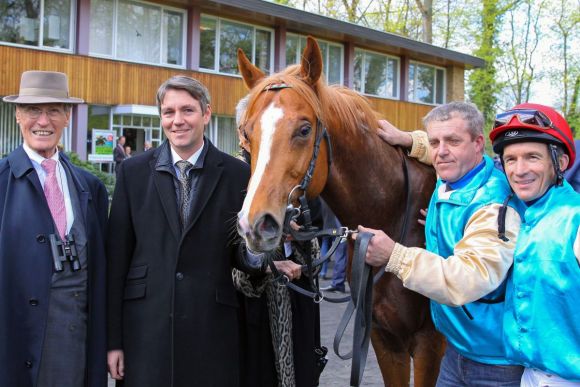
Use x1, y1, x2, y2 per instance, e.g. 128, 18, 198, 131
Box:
176, 160, 194, 228
41, 159, 67, 239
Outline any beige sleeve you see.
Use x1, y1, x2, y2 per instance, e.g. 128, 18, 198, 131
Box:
386, 204, 521, 306
408, 130, 432, 165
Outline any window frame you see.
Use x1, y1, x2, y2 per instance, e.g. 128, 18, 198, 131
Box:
199, 14, 274, 77
0, 0, 77, 53
408, 61, 447, 106
207, 115, 239, 156
353, 48, 400, 100
88, 0, 187, 69
285, 33, 344, 85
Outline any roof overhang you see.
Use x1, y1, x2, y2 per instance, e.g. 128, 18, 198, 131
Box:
111, 105, 159, 116
185, 0, 485, 69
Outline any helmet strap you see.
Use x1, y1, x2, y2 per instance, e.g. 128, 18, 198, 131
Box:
549, 144, 564, 186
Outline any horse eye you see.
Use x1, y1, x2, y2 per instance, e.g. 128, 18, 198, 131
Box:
299, 125, 312, 137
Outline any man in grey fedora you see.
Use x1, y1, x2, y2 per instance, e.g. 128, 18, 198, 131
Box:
0, 70, 109, 387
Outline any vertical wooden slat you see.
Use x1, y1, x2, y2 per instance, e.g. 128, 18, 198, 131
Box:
0, 45, 432, 131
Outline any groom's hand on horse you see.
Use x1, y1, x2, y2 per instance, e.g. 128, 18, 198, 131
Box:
354, 225, 395, 267
377, 119, 413, 148
418, 208, 428, 226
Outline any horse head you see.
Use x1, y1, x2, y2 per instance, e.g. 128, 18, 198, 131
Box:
236, 37, 332, 252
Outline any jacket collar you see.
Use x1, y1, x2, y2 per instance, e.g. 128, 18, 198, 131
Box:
436, 155, 495, 205
154, 139, 210, 175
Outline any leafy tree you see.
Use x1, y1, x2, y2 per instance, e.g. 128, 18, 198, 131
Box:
568, 75, 580, 137
468, 0, 520, 142
548, 0, 580, 136
414, 0, 433, 43
497, 0, 544, 107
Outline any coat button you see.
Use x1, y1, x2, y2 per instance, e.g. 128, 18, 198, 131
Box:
25, 360, 33, 368
36, 234, 46, 243
176, 272, 184, 281
29, 299, 39, 306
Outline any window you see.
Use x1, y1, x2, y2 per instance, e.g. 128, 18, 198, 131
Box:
0, 0, 74, 51
408, 62, 446, 105
285, 34, 343, 85
0, 101, 21, 157
353, 49, 399, 99
89, 0, 186, 67
200, 15, 273, 75
207, 116, 239, 156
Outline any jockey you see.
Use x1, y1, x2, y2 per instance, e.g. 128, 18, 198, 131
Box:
490, 103, 580, 385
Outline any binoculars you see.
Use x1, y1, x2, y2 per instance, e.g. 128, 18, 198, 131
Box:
49, 233, 81, 272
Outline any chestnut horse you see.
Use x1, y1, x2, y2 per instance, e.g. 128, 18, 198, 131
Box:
236, 37, 445, 386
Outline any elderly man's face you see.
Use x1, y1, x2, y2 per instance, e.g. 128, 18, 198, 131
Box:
502, 142, 569, 202
16, 104, 70, 158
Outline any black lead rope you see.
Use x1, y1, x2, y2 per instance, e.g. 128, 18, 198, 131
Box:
332, 232, 374, 387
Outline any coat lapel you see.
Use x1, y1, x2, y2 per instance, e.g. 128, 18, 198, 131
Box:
8, 146, 44, 197
151, 146, 181, 242
183, 143, 224, 235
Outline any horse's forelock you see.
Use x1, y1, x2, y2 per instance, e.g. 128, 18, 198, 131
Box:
243, 67, 378, 139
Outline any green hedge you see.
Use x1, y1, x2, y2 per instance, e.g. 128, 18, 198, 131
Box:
66, 152, 115, 196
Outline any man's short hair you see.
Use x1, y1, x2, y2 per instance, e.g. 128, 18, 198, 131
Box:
156, 76, 210, 114
423, 101, 484, 140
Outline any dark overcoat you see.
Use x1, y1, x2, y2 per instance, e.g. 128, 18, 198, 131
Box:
107, 139, 250, 387
0, 147, 109, 387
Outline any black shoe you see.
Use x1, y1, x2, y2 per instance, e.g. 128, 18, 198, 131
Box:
321, 285, 345, 293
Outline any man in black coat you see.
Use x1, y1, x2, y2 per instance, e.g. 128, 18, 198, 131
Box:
0, 71, 108, 387
113, 136, 126, 174
107, 76, 251, 386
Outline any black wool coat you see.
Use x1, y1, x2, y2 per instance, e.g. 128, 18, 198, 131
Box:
107, 140, 250, 387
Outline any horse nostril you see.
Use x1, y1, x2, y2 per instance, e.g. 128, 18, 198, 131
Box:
256, 214, 280, 240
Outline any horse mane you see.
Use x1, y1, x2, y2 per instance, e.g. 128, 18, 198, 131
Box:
245, 65, 379, 137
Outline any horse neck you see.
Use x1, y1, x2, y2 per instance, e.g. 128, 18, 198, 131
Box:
321, 125, 408, 234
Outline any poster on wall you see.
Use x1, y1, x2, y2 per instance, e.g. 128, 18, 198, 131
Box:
88, 129, 115, 162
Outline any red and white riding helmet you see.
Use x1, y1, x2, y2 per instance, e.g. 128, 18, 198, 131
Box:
489, 103, 576, 169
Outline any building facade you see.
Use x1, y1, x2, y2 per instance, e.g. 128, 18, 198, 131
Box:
0, 0, 484, 160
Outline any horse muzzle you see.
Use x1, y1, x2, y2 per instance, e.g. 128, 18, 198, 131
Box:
237, 211, 283, 252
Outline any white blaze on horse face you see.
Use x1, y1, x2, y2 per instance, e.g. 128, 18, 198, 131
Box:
238, 102, 284, 234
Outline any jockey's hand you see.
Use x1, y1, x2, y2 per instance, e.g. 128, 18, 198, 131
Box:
418, 208, 428, 226
377, 119, 413, 148
353, 225, 395, 267
269, 260, 302, 280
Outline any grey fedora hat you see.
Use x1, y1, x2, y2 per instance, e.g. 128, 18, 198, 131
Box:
3, 70, 84, 104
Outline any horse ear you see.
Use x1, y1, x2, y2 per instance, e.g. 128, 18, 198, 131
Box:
237, 48, 265, 90
300, 36, 323, 85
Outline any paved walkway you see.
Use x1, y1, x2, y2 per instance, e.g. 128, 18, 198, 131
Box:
318, 278, 384, 386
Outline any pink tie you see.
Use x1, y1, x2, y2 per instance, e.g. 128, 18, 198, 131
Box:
41, 159, 66, 240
